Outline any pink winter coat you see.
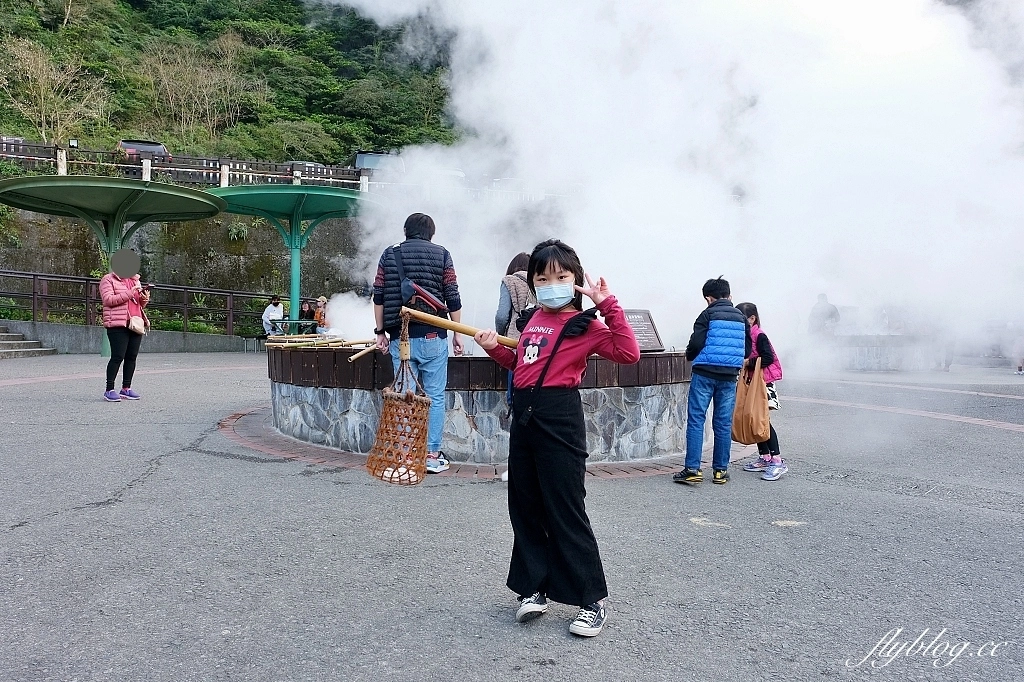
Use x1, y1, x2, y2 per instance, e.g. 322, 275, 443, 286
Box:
100, 273, 149, 329
750, 323, 783, 383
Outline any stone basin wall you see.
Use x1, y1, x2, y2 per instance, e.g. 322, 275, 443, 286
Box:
267, 347, 691, 464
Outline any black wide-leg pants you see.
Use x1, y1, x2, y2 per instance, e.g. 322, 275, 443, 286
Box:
506, 387, 608, 607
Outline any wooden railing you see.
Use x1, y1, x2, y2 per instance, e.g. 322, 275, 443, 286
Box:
0, 140, 363, 189
0, 269, 283, 336
0, 139, 574, 201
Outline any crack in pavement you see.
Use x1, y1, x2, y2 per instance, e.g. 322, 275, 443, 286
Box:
4, 430, 213, 532
299, 467, 353, 476
181, 445, 297, 466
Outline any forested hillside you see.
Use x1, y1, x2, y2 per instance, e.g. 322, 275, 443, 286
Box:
0, 0, 455, 163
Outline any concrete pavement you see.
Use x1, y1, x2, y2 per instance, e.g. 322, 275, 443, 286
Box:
1, 354, 1021, 681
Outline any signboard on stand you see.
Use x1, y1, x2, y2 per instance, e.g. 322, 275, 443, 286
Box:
623, 309, 665, 353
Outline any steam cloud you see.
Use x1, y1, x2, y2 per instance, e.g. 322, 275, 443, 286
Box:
337, 0, 1024, 352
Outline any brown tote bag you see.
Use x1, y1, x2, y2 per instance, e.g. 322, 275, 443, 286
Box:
732, 357, 771, 444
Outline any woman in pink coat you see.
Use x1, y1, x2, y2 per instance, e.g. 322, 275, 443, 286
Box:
99, 250, 151, 402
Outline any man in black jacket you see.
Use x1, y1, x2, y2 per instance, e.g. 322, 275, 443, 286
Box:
372, 213, 463, 473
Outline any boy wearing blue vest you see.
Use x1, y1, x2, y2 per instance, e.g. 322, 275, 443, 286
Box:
673, 277, 751, 485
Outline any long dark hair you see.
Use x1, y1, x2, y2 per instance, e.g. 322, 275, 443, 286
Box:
736, 302, 760, 326
506, 252, 530, 275
527, 239, 584, 310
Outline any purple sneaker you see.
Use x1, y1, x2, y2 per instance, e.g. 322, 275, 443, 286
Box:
103, 390, 121, 402
743, 455, 772, 472
119, 388, 141, 400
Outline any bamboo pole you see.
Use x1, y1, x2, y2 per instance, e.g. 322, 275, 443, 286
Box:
267, 338, 376, 350
265, 334, 321, 343
348, 345, 378, 362
291, 341, 348, 349
400, 307, 518, 349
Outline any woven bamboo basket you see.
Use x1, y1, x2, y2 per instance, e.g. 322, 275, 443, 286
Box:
366, 313, 432, 485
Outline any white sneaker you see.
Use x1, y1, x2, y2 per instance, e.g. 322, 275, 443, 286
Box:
424, 457, 449, 474
762, 460, 788, 481
515, 593, 548, 622
569, 602, 607, 637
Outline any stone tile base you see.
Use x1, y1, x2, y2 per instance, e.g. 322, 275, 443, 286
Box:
271, 381, 690, 464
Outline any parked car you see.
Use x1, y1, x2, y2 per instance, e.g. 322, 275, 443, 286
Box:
490, 177, 527, 192
0, 136, 25, 154
430, 167, 468, 185
116, 139, 171, 161
354, 151, 406, 174
286, 161, 326, 173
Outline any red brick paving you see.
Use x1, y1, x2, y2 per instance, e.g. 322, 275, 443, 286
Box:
218, 406, 757, 481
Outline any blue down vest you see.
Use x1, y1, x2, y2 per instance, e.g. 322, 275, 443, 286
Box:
379, 238, 452, 333
693, 300, 747, 369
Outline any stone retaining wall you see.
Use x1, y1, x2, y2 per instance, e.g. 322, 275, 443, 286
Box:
0, 318, 243, 353
270, 381, 690, 464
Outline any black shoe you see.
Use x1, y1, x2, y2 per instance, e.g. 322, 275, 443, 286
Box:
712, 469, 730, 484
569, 602, 607, 637
515, 592, 548, 622
672, 468, 703, 484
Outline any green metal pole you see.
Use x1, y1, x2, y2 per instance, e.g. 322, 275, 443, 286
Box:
100, 224, 117, 358
289, 245, 301, 320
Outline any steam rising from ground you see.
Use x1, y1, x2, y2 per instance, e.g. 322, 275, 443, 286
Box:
338, 0, 1024, 356
324, 292, 375, 339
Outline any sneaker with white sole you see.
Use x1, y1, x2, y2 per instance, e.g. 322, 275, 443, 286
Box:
119, 388, 141, 400
569, 602, 607, 637
762, 460, 788, 481
515, 592, 548, 622
103, 390, 121, 402
424, 456, 450, 474
743, 456, 772, 472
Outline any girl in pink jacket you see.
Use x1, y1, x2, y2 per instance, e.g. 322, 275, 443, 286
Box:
736, 302, 787, 481
99, 265, 150, 402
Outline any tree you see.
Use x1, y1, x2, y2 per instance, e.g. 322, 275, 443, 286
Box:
141, 36, 268, 142
409, 69, 449, 127
0, 39, 106, 143
273, 120, 338, 161
32, 0, 115, 30
35, 0, 80, 29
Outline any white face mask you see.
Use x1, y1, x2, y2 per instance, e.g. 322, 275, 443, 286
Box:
535, 283, 575, 309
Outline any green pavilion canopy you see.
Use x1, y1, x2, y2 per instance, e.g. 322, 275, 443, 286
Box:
0, 176, 226, 259
208, 185, 372, 317
0, 176, 226, 356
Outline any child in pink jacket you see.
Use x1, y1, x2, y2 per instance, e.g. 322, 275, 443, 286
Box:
736, 302, 787, 481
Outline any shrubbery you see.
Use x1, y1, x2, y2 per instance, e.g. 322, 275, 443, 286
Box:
0, 0, 455, 162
